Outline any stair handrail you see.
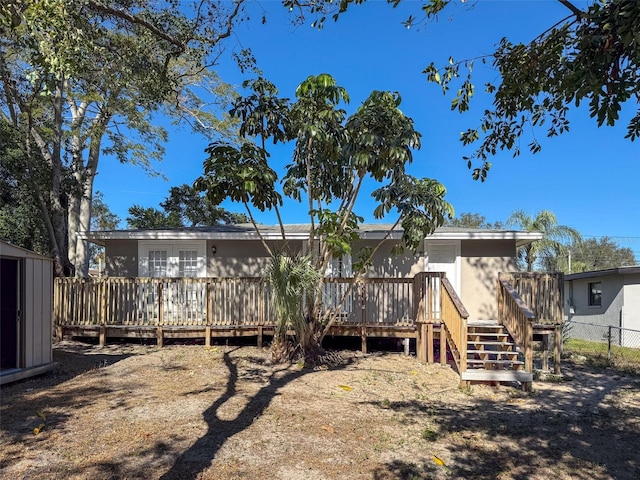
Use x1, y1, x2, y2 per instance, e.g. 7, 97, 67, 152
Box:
497, 279, 535, 374
440, 277, 469, 373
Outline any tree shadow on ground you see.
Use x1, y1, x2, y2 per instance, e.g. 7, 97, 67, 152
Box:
370, 362, 640, 480
158, 348, 350, 480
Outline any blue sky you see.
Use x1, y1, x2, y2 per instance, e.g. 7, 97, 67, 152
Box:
94, 0, 640, 257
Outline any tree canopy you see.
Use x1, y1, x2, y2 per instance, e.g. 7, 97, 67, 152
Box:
506, 209, 582, 272
1, 0, 244, 276
444, 212, 504, 230
196, 74, 453, 361
126, 184, 248, 229
286, 0, 640, 181
0, 119, 49, 253
567, 236, 637, 273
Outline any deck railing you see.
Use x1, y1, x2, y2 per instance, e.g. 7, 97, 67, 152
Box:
497, 279, 535, 375
440, 277, 469, 372
54, 274, 446, 328
498, 272, 563, 325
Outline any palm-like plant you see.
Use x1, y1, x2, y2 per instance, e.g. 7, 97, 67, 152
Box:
263, 251, 322, 362
507, 209, 582, 272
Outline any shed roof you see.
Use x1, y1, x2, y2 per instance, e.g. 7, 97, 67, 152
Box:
0, 239, 53, 261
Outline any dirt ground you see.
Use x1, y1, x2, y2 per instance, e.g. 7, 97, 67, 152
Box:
1, 339, 639, 480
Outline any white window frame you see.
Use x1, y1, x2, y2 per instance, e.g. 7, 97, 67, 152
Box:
138, 241, 206, 278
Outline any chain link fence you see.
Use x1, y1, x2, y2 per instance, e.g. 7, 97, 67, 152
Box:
564, 320, 640, 367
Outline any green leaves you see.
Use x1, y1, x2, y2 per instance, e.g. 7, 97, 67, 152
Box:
507, 209, 582, 272
424, 0, 640, 179
198, 73, 452, 280
373, 176, 453, 250
197, 141, 282, 212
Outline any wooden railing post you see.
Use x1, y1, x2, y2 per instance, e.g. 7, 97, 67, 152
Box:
440, 328, 447, 367
360, 281, 367, 354
525, 319, 533, 374
413, 273, 426, 363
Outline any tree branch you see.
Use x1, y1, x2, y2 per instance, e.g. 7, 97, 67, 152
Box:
86, 1, 186, 51
557, 0, 583, 19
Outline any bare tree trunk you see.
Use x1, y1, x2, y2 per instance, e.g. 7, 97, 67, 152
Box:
68, 104, 108, 277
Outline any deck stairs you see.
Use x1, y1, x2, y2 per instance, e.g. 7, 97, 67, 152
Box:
460, 321, 533, 383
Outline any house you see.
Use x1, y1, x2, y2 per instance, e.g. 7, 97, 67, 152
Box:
0, 240, 56, 385
63, 224, 562, 388
565, 266, 640, 347
79, 224, 543, 321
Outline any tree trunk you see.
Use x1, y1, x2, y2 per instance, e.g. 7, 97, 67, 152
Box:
68, 107, 108, 277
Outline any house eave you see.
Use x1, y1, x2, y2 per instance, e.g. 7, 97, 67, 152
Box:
79, 225, 544, 246
565, 265, 640, 281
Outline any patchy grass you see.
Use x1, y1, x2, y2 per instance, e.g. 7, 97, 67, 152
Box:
1, 340, 639, 479
565, 338, 640, 373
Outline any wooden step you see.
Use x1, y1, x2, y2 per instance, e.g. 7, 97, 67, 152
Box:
467, 359, 525, 366
468, 331, 509, 337
468, 326, 505, 331
467, 340, 515, 346
468, 350, 520, 358
460, 370, 533, 383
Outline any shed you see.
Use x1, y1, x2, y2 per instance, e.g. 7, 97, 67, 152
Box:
1, 240, 55, 385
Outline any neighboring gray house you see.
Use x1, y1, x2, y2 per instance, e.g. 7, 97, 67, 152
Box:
0, 240, 55, 385
565, 266, 640, 347
81, 224, 542, 321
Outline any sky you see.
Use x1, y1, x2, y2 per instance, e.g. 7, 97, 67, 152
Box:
94, 0, 640, 258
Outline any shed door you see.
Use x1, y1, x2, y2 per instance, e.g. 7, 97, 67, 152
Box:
1, 258, 20, 370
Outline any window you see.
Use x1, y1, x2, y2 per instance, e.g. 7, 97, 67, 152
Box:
139, 242, 205, 278
178, 250, 199, 277
148, 250, 167, 277
588, 282, 602, 306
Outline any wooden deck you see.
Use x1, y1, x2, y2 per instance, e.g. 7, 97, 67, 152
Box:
55, 273, 450, 360
55, 272, 564, 383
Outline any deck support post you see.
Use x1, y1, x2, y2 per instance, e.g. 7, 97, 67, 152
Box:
427, 323, 434, 364
440, 330, 448, 367
361, 326, 367, 354
157, 326, 163, 348
542, 334, 549, 371
554, 324, 562, 374
417, 322, 426, 363
257, 325, 263, 349
99, 325, 106, 347
205, 326, 211, 348
403, 338, 410, 356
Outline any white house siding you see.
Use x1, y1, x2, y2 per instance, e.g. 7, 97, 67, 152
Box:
623, 281, 640, 332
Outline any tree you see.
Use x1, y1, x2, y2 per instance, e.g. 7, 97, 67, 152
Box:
0, 119, 49, 253
506, 209, 582, 272
263, 252, 322, 361
126, 183, 248, 229
444, 212, 504, 229
287, 0, 640, 181
196, 74, 453, 362
1, 0, 244, 276
89, 192, 120, 273
566, 237, 637, 273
